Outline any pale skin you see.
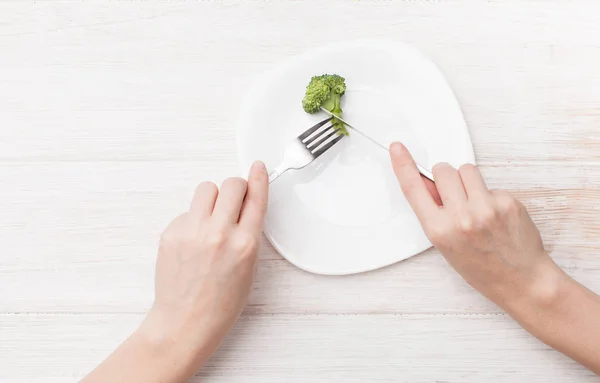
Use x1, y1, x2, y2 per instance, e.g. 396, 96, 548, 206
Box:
84, 144, 600, 382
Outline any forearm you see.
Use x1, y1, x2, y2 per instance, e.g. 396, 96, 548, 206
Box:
84, 166, 267, 382
506, 265, 600, 374
82, 313, 217, 383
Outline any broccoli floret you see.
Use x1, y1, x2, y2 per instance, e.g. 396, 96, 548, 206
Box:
302, 74, 348, 135
301, 79, 329, 114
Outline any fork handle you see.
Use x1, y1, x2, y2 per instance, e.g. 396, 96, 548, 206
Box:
268, 164, 288, 184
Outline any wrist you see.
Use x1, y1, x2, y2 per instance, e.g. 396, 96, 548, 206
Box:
503, 258, 570, 326
137, 307, 218, 371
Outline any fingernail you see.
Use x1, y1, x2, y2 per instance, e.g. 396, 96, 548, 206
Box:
390, 142, 406, 155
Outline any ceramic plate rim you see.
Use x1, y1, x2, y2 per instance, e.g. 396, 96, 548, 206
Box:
236, 39, 474, 275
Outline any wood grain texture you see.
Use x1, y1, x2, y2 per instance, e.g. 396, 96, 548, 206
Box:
1, 314, 597, 383
1, 162, 599, 314
1, 1, 599, 381
0, 2, 600, 164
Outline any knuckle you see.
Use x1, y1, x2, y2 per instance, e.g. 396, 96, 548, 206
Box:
513, 200, 525, 214
474, 206, 497, 229
206, 230, 228, 249
427, 224, 450, 244
159, 230, 177, 247
234, 233, 259, 256
497, 194, 520, 215
159, 214, 187, 245
455, 212, 474, 233
480, 206, 497, 223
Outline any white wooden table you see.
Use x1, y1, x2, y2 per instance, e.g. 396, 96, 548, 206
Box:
1, 2, 599, 382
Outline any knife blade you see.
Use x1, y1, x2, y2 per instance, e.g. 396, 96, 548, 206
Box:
319, 107, 434, 181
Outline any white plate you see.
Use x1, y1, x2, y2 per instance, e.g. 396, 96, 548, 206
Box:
237, 40, 474, 275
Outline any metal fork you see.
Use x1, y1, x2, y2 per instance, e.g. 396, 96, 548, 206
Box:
268, 118, 344, 184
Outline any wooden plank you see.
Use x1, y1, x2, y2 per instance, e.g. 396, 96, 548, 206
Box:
0, 313, 594, 382
1, 162, 599, 313
0, 3, 599, 163
0, 3, 599, 382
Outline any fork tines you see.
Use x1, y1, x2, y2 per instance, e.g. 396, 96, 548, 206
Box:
298, 118, 344, 157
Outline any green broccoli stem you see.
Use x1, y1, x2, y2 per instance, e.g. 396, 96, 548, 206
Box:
329, 95, 348, 136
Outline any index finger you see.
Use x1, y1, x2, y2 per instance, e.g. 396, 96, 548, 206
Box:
238, 161, 269, 234
390, 143, 439, 224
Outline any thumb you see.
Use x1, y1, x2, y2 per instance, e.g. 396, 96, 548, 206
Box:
390, 143, 439, 222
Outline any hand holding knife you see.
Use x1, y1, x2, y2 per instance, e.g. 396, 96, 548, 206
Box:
319, 107, 434, 181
